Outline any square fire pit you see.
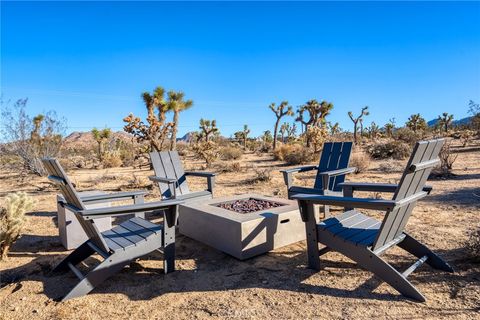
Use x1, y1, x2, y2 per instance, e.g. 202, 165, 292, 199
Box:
178, 194, 305, 260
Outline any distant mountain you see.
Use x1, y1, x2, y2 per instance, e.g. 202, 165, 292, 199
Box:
63, 131, 133, 148
427, 116, 472, 127
177, 132, 196, 142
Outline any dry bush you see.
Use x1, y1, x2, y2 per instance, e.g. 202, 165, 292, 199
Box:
219, 146, 243, 160
433, 140, 458, 177
192, 141, 219, 167
176, 142, 189, 156
349, 151, 370, 174
367, 141, 411, 160
464, 227, 480, 264
377, 161, 402, 173
214, 161, 242, 173
248, 168, 272, 184
101, 152, 123, 168
394, 127, 422, 145
273, 144, 314, 165
0, 192, 34, 260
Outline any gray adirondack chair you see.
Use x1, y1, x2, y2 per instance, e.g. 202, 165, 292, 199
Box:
42, 158, 183, 301
149, 151, 215, 201
281, 141, 356, 216
292, 139, 454, 302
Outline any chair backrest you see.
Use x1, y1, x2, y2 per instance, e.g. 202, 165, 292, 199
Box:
41, 158, 110, 253
314, 141, 353, 192
371, 139, 444, 251
150, 151, 189, 199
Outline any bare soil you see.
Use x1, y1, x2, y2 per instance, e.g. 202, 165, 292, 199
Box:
0, 140, 479, 320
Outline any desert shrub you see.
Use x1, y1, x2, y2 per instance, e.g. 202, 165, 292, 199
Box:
377, 161, 402, 173
248, 168, 272, 184
192, 141, 219, 167
0, 192, 34, 260
464, 227, 480, 263
349, 151, 370, 174
394, 127, 422, 145
433, 140, 458, 177
273, 144, 312, 163
219, 146, 243, 160
283, 147, 314, 165
101, 151, 123, 168
214, 161, 242, 173
176, 142, 189, 156
367, 141, 410, 160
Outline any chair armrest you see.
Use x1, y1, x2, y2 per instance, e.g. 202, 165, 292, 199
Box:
318, 167, 357, 177
280, 166, 318, 189
291, 194, 397, 211
339, 182, 433, 194
184, 171, 216, 177
80, 191, 148, 204
148, 176, 177, 184
184, 171, 216, 194
73, 199, 184, 220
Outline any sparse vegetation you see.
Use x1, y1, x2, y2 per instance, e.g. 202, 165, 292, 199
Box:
219, 146, 243, 160
464, 226, 480, 264
434, 140, 458, 176
349, 151, 370, 174
348, 106, 369, 144
367, 141, 411, 160
269, 101, 293, 150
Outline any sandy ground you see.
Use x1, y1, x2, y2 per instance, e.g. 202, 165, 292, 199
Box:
0, 141, 479, 319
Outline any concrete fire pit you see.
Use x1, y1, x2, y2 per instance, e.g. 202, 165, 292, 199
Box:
179, 194, 305, 260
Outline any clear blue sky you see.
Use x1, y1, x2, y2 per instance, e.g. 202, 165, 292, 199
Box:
2, 1, 479, 137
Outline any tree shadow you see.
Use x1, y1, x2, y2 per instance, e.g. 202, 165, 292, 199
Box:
423, 186, 480, 207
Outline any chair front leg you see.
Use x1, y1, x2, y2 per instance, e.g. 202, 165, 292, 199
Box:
298, 200, 321, 270
206, 176, 215, 195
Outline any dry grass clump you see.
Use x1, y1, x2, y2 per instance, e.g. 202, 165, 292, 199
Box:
101, 152, 123, 168
274, 144, 314, 165
349, 151, 371, 174
432, 141, 458, 177
0, 192, 34, 260
464, 226, 480, 264
215, 161, 242, 173
219, 146, 243, 160
377, 161, 403, 173
367, 141, 411, 160
248, 168, 272, 184
394, 127, 422, 145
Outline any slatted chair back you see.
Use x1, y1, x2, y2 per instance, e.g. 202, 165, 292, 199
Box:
150, 151, 189, 199
371, 139, 444, 251
41, 158, 110, 253
313, 141, 353, 191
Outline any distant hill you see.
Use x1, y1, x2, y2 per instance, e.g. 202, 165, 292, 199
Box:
63, 131, 133, 148
427, 116, 472, 127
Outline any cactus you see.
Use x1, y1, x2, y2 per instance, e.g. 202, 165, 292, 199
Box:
91, 127, 112, 160
437, 112, 454, 134
199, 118, 219, 142
348, 106, 369, 144
269, 101, 293, 150
0, 192, 34, 260
296, 100, 333, 147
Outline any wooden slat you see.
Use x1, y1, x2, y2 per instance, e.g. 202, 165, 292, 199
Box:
120, 220, 155, 239
337, 217, 380, 240
159, 152, 183, 195
111, 225, 144, 245
103, 237, 123, 251
318, 210, 358, 231
331, 142, 353, 191
150, 152, 170, 197
314, 142, 333, 189
348, 221, 382, 245
102, 229, 135, 249
402, 255, 428, 278
324, 213, 367, 235
169, 151, 190, 195
130, 217, 163, 235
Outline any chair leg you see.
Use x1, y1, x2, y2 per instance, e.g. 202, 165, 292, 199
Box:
355, 249, 426, 302
300, 202, 321, 270
52, 241, 95, 274
398, 233, 454, 273
62, 254, 128, 301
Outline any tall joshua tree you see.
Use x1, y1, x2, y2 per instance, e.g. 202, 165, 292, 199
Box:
237, 124, 250, 150
296, 99, 334, 147
123, 86, 172, 151
166, 90, 193, 151
199, 118, 219, 142
405, 113, 427, 133
279, 123, 288, 143
437, 112, 454, 134
269, 101, 293, 150
348, 106, 369, 144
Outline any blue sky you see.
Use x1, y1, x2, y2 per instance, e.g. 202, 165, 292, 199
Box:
2, 1, 480, 137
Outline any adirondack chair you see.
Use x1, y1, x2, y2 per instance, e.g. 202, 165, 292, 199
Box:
41, 158, 183, 301
280, 141, 356, 216
292, 139, 454, 302
149, 151, 215, 202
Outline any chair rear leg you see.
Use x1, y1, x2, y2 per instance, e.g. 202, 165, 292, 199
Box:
398, 233, 454, 273
355, 249, 426, 302
52, 241, 95, 274
62, 254, 128, 301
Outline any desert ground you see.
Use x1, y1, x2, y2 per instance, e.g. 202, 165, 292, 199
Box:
0, 141, 479, 320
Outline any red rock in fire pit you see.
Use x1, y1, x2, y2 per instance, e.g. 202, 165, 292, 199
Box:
216, 198, 285, 214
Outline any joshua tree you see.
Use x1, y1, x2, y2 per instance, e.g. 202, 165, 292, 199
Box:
367, 121, 380, 139
328, 122, 340, 135
234, 125, 250, 150
166, 90, 193, 151
384, 122, 394, 138
348, 106, 369, 144
468, 100, 480, 136
437, 112, 454, 134
31, 114, 44, 142
91, 128, 112, 160
405, 113, 427, 133
296, 100, 334, 147
269, 101, 293, 150
279, 123, 288, 143
199, 118, 219, 142
286, 123, 297, 142
123, 86, 172, 151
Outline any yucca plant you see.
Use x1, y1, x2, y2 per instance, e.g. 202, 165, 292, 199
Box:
0, 192, 34, 260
